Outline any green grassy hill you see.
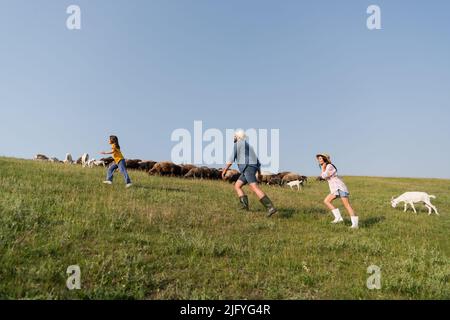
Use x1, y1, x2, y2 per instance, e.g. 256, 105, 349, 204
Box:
0, 157, 449, 299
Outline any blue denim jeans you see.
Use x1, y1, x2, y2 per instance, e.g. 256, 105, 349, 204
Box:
106, 159, 131, 184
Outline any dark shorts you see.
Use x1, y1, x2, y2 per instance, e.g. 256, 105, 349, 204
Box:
238, 166, 259, 185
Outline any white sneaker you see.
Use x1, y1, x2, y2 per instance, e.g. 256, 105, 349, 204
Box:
126, 183, 133, 188
103, 181, 112, 185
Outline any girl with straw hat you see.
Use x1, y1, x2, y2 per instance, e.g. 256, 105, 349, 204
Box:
316, 153, 359, 229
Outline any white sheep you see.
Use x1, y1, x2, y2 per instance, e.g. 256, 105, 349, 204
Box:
391, 192, 439, 215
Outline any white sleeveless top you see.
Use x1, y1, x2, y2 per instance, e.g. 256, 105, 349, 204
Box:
321, 164, 349, 194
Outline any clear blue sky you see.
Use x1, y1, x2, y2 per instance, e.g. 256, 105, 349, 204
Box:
1, 0, 449, 178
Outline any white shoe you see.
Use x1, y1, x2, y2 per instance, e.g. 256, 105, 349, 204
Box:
103, 181, 112, 185
126, 183, 133, 188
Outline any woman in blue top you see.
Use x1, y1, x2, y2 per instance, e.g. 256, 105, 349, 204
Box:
222, 130, 277, 217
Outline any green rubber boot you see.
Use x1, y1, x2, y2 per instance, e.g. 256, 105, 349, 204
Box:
239, 196, 249, 211
260, 196, 278, 217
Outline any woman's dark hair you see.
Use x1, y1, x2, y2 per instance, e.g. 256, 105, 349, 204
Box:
320, 157, 338, 171
109, 135, 120, 149
317, 155, 331, 165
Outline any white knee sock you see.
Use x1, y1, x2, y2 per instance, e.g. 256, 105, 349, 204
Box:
331, 209, 343, 223
350, 216, 359, 228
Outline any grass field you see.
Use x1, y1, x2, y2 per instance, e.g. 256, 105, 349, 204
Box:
0, 157, 449, 300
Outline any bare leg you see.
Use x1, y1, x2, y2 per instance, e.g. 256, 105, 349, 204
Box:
325, 194, 344, 224
234, 180, 245, 198
410, 202, 417, 214
324, 194, 337, 210
404, 203, 408, 212
341, 197, 356, 217
248, 183, 266, 200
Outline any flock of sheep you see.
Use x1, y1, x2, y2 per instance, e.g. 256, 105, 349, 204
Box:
34, 153, 106, 168
33, 153, 309, 188
33, 153, 441, 214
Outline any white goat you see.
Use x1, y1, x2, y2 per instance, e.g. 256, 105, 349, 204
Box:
391, 192, 439, 215
34, 154, 49, 161
63, 153, 73, 164
96, 160, 106, 167
287, 180, 303, 191
81, 153, 89, 168
87, 159, 106, 168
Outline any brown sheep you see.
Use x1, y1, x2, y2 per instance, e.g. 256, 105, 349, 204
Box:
200, 167, 213, 179
180, 164, 197, 176
221, 169, 240, 183
267, 175, 283, 186
184, 167, 208, 179
149, 161, 182, 177
257, 172, 284, 186
100, 157, 115, 166
184, 167, 220, 179
209, 168, 222, 180
278, 172, 291, 179
281, 173, 303, 185
138, 161, 156, 171
125, 159, 142, 170
258, 172, 276, 184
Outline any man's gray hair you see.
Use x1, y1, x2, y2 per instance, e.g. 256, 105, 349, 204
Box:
234, 129, 247, 141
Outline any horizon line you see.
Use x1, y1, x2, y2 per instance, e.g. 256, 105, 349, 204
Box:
1, 155, 449, 181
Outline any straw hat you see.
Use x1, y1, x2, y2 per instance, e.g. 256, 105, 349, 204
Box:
316, 153, 331, 163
